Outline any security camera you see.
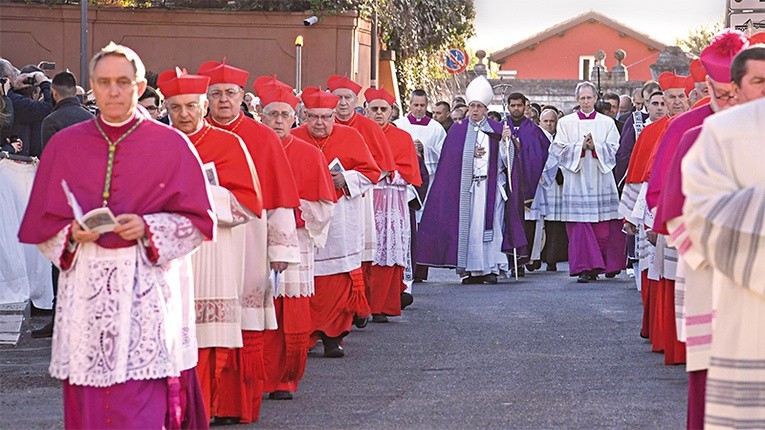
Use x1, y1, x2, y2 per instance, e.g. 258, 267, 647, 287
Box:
303, 16, 318, 26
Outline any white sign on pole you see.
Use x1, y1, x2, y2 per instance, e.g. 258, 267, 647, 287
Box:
730, 0, 765, 10
730, 12, 765, 31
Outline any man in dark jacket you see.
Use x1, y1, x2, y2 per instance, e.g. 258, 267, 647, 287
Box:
6, 64, 53, 157
32, 71, 93, 338
41, 71, 93, 149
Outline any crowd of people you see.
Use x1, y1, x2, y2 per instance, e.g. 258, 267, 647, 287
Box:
2, 27, 765, 428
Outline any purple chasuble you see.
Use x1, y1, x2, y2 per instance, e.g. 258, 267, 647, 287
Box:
406, 113, 431, 126
18, 112, 215, 247
653, 125, 703, 235
645, 103, 712, 210
502, 117, 550, 254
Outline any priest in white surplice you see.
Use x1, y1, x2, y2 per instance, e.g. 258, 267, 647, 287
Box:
552, 82, 624, 283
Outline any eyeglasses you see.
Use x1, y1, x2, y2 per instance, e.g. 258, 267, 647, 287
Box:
369, 106, 389, 112
709, 85, 735, 102
208, 88, 242, 100
306, 112, 334, 122
145, 105, 158, 112
93, 77, 137, 90
264, 111, 294, 120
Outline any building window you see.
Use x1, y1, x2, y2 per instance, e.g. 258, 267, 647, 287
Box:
579, 55, 595, 80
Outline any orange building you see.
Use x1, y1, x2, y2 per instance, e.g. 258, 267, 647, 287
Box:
489, 11, 666, 82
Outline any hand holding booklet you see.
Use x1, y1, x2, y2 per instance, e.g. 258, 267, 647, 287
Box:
61, 180, 119, 234
328, 157, 345, 173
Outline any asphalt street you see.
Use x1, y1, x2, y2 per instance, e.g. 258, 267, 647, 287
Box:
0, 266, 686, 429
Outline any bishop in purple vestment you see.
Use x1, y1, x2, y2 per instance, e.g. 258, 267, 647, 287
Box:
417, 77, 547, 284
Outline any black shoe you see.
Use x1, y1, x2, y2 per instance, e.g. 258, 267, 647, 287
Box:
461, 276, 483, 284
31, 320, 54, 338
577, 273, 590, 283
371, 313, 389, 323
546, 263, 557, 272
353, 315, 368, 329
484, 274, 498, 284
211, 417, 240, 426
510, 266, 525, 278
413, 278, 425, 283
588, 271, 599, 281
322, 336, 345, 358
268, 390, 293, 400
605, 271, 619, 278
400, 292, 413, 310
526, 260, 542, 272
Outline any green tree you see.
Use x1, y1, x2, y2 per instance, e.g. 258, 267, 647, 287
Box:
676, 22, 724, 57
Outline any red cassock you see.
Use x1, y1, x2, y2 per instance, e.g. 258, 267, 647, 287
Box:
209, 112, 300, 210
366, 122, 424, 316
337, 112, 395, 176
263, 134, 336, 394
205, 113, 299, 424
188, 121, 263, 422
336, 113, 390, 307
292, 124, 381, 338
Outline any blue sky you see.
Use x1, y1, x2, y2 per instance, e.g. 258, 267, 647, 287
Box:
468, 0, 726, 52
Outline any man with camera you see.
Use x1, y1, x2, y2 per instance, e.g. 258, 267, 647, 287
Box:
0, 59, 54, 157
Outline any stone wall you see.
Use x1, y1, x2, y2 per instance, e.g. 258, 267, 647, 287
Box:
0, 3, 372, 91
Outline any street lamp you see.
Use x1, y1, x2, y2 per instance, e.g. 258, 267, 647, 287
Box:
295, 35, 303, 91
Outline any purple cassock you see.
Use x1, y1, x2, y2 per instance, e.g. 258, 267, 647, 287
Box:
646, 103, 713, 213
653, 125, 703, 236
17, 111, 214, 429
416, 117, 548, 269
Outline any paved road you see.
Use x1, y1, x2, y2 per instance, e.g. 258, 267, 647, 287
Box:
0, 267, 686, 429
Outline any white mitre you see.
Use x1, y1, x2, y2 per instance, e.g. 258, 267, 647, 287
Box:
465, 75, 494, 107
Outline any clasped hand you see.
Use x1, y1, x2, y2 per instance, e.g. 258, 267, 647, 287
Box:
582, 133, 595, 151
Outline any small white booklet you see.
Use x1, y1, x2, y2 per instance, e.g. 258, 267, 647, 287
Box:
61, 180, 119, 234
203, 162, 220, 186
328, 157, 345, 173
